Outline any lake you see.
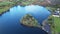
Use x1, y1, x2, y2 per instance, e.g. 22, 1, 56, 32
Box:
0, 5, 50, 34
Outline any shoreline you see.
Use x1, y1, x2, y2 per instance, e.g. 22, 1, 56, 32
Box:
20, 22, 42, 29
21, 23, 49, 34
0, 4, 16, 15
20, 23, 37, 28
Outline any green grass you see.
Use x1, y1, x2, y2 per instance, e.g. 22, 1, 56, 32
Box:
0, 6, 10, 14
50, 17, 60, 34
0, 1, 15, 14
0, 1, 15, 6
54, 17, 60, 32
48, 16, 60, 34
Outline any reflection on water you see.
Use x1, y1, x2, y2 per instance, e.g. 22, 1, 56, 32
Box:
0, 5, 49, 34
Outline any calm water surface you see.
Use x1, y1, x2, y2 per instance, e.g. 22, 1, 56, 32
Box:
0, 5, 49, 34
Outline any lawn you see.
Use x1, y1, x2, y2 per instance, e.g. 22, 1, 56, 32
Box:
50, 16, 60, 34
54, 17, 60, 33
48, 16, 60, 34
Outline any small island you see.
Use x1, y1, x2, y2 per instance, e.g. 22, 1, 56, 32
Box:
20, 14, 41, 28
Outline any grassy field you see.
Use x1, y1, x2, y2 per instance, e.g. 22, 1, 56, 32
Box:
48, 16, 60, 34
54, 17, 60, 33
50, 16, 60, 34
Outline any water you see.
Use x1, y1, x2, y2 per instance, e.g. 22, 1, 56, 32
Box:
0, 5, 50, 34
